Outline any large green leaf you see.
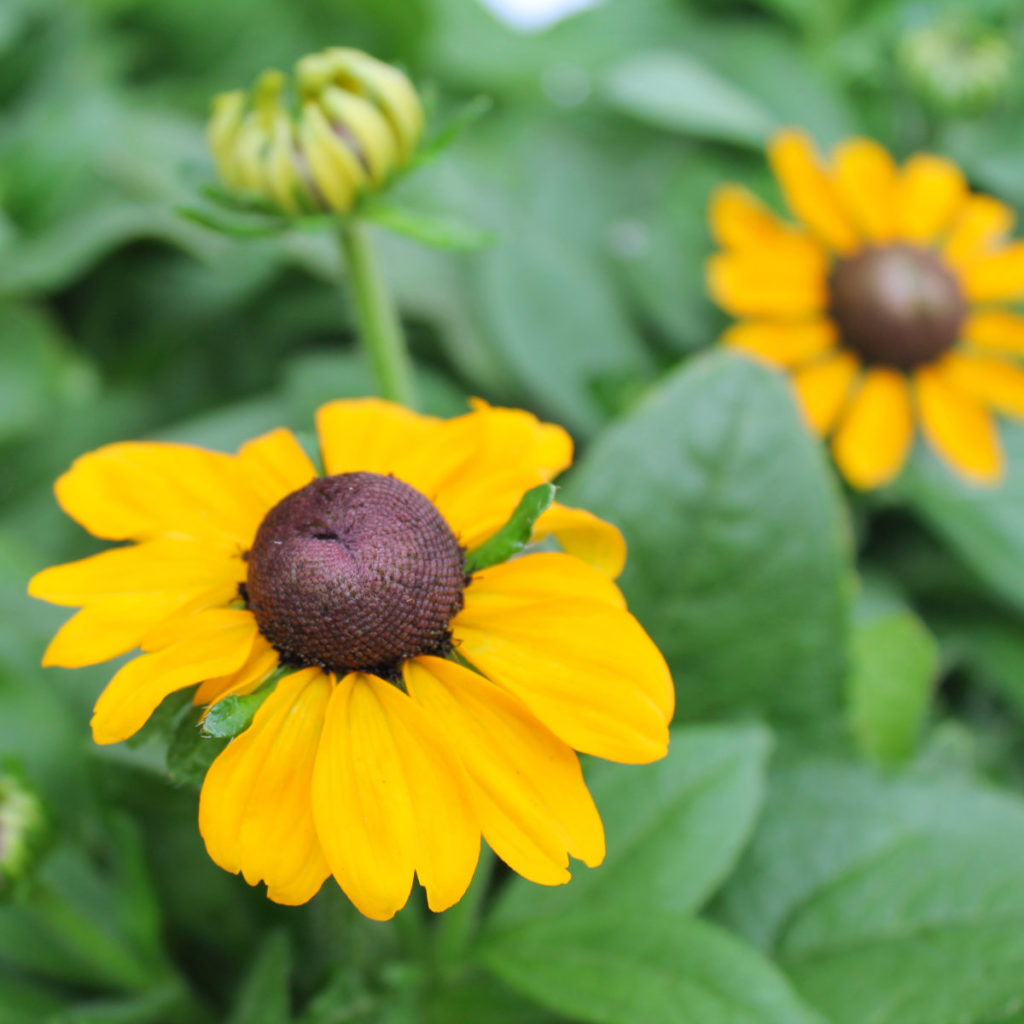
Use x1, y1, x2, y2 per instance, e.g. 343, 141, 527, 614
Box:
566, 352, 850, 721
480, 909, 820, 1024
899, 422, 1024, 614
716, 759, 1024, 1024
490, 723, 771, 928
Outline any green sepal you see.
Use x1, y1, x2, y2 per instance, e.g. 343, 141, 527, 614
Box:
165, 705, 227, 789
361, 200, 496, 251
464, 483, 556, 574
409, 94, 493, 171
200, 668, 290, 740
176, 204, 291, 238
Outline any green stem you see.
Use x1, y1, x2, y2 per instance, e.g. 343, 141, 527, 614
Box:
337, 219, 416, 408
433, 847, 496, 974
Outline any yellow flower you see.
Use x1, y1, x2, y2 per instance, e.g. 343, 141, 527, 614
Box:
28, 400, 673, 920
208, 48, 424, 215
708, 129, 1024, 489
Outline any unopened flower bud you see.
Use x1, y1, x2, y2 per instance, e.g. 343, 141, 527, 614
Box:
0, 770, 47, 898
208, 48, 424, 216
900, 18, 1011, 114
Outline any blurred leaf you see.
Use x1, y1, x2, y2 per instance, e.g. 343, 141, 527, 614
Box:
480, 909, 820, 1024
166, 705, 226, 789
717, 758, 1024, 1024
602, 52, 776, 147
0, 969, 66, 1022
176, 205, 289, 239
477, 226, 654, 435
465, 484, 556, 573
200, 687, 274, 740
361, 202, 495, 251
226, 931, 293, 1024
848, 600, 938, 766
898, 422, 1024, 615
428, 972, 562, 1024
491, 723, 771, 928
410, 95, 493, 170
567, 353, 851, 721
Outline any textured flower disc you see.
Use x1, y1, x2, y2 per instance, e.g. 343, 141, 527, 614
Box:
829, 243, 966, 368
246, 472, 465, 674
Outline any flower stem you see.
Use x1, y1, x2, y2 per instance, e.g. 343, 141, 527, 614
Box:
337, 219, 416, 409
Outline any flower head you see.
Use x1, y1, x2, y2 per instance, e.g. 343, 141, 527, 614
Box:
29, 400, 673, 920
0, 769, 47, 897
208, 48, 424, 215
708, 130, 1024, 489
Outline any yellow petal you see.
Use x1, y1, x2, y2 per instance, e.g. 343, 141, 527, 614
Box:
963, 310, 1024, 356
312, 674, 478, 920
236, 428, 317, 511
941, 352, 1024, 419
91, 610, 258, 745
722, 319, 838, 368
916, 364, 1003, 484
530, 504, 627, 578
708, 184, 815, 254
196, 633, 280, 707
42, 593, 214, 669
832, 137, 899, 243
791, 351, 860, 435
454, 556, 673, 764
895, 153, 967, 244
943, 195, 1015, 268
136, 583, 243, 652
199, 668, 331, 906
959, 242, 1024, 303
316, 398, 437, 477
406, 657, 605, 886
768, 129, 859, 254
55, 442, 265, 544
831, 368, 914, 490
319, 86, 397, 186
706, 250, 828, 318
28, 538, 243, 607
297, 102, 366, 213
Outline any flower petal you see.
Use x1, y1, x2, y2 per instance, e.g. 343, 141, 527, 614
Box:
791, 351, 860, 435
28, 538, 243, 607
315, 398, 437, 477
963, 310, 1024, 356
723, 319, 838, 368
199, 668, 331, 906
91, 609, 258, 745
530, 504, 627, 578
916, 364, 1003, 484
406, 657, 605, 886
195, 633, 280, 706
832, 137, 899, 243
707, 250, 828, 318
894, 154, 967, 244
943, 195, 1015, 269
55, 442, 266, 544
236, 428, 318, 510
768, 129, 859, 253
709, 184, 799, 251
454, 556, 672, 764
960, 242, 1024, 303
941, 352, 1024, 419
312, 673, 478, 920
831, 368, 914, 489
465, 552, 626, 611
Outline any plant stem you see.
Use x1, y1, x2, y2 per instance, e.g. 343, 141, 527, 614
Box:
433, 847, 496, 974
337, 219, 416, 408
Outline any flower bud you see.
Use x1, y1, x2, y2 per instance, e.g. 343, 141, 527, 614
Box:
0, 769, 47, 898
208, 48, 424, 216
900, 18, 1011, 114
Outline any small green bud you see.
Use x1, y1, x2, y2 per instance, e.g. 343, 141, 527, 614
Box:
0, 769, 48, 899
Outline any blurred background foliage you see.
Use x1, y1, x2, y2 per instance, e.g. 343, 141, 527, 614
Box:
5, 0, 1024, 1021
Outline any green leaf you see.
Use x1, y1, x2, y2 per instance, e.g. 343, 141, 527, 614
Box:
848, 602, 938, 766
566, 352, 851, 721
480, 909, 820, 1024
226, 931, 293, 1024
166, 705, 227, 789
490, 723, 771, 928
410, 95, 493, 170
360, 201, 495, 250
602, 52, 777, 147
200, 689, 273, 740
176, 205, 289, 239
898, 422, 1024, 614
464, 484, 556, 574
716, 758, 1024, 1024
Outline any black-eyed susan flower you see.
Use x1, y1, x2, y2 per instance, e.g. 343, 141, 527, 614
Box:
208, 48, 423, 216
708, 130, 1024, 489
28, 400, 673, 920
0, 770, 47, 897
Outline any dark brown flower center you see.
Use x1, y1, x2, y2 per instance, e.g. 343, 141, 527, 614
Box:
828, 243, 966, 368
245, 473, 465, 676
